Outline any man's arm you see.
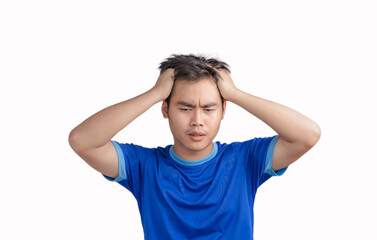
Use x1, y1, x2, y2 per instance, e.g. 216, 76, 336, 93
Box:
68, 69, 174, 178
216, 69, 321, 171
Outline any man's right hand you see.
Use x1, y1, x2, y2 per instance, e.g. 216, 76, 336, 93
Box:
152, 68, 175, 101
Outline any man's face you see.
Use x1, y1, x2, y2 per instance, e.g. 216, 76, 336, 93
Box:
162, 77, 226, 160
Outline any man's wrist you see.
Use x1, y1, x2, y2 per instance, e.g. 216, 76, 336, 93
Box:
147, 87, 167, 103
224, 88, 241, 103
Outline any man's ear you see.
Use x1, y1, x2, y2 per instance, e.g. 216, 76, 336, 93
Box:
221, 101, 227, 120
162, 101, 169, 119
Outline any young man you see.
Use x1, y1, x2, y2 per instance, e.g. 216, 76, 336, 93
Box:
69, 54, 320, 239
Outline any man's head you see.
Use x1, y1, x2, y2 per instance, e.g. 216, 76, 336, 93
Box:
159, 54, 231, 160
159, 54, 231, 106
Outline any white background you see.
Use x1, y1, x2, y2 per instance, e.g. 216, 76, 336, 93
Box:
1, 0, 376, 239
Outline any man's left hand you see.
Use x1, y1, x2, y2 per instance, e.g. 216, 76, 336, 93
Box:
216, 69, 238, 101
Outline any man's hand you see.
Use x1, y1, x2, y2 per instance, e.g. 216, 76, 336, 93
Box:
216, 69, 238, 101
152, 68, 175, 101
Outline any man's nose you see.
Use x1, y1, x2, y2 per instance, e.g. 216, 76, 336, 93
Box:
191, 109, 204, 127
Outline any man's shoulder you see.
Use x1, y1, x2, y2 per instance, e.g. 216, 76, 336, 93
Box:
113, 141, 171, 148
112, 141, 172, 156
215, 138, 254, 148
216, 136, 277, 152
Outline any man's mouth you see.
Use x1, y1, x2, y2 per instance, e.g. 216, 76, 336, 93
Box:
188, 131, 206, 141
189, 132, 205, 136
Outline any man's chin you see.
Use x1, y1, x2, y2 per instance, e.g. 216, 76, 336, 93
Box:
185, 141, 213, 152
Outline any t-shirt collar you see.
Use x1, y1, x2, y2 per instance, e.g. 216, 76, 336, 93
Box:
169, 143, 218, 166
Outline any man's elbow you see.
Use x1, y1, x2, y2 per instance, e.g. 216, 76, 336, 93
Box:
68, 129, 86, 154
303, 123, 321, 149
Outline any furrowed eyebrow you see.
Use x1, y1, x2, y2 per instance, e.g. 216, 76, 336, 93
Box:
201, 102, 218, 108
177, 101, 196, 108
176, 101, 218, 108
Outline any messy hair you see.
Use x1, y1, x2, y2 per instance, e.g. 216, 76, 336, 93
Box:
159, 54, 231, 105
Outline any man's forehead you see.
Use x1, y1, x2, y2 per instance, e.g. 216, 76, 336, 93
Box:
167, 78, 223, 109
171, 89, 222, 105
172, 78, 220, 94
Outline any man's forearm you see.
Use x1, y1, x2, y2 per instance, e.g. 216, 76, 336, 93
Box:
69, 69, 174, 152
228, 89, 321, 146
69, 89, 162, 151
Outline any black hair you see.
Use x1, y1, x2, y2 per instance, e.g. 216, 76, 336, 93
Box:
159, 54, 231, 105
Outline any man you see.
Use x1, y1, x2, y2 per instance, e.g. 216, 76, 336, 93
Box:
69, 54, 321, 239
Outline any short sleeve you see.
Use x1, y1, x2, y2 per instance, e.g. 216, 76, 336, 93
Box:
102, 141, 150, 197
234, 135, 288, 189
103, 141, 128, 182
259, 135, 288, 185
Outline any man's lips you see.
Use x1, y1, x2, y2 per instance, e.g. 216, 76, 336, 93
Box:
188, 130, 206, 141
188, 130, 206, 136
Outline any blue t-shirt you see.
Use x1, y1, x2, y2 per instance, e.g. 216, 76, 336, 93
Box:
104, 135, 287, 240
